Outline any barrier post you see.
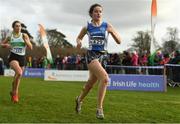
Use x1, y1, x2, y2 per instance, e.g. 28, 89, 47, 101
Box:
163, 65, 167, 92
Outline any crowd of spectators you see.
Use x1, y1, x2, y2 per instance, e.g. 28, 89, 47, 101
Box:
25, 54, 87, 70
0, 50, 179, 76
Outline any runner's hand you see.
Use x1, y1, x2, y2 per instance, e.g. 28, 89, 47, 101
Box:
77, 41, 82, 49
1, 43, 11, 48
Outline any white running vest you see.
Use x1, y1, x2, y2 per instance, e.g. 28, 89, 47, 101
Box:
10, 33, 26, 56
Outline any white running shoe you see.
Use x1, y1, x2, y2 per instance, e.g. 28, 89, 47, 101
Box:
75, 96, 82, 113
96, 108, 104, 119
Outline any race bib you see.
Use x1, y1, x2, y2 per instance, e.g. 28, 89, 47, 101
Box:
13, 48, 23, 53
90, 37, 105, 45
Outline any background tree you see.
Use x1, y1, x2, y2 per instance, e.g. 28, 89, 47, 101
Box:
131, 31, 153, 55
36, 29, 73, 48
162, 27, 180, 53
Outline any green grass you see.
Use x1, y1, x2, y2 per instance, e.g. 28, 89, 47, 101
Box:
0, 76, 180, 123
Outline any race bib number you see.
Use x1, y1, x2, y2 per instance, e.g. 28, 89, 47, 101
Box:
90, 37, 105, 45
13, 48, 23, 53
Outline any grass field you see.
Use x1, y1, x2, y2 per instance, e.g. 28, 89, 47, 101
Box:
0, 76, 180, 123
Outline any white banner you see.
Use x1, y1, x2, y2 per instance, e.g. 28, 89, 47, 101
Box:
4, 69, 15, 77
44, 70, 89, 81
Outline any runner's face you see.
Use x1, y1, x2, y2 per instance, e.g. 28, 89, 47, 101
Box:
91, 6, 103, 21
14, 22, 21, 33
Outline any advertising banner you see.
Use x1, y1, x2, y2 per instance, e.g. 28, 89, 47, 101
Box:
44, 70, 89, 81
108, 74, 166, 92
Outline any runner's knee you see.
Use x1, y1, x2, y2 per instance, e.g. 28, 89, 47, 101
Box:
88, 78, 97, 84
16, 69, 23, 77
101, 74, 109, 85
83, 81, 95, 90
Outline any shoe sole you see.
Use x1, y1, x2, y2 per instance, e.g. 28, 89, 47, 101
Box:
96, 116, 104, 120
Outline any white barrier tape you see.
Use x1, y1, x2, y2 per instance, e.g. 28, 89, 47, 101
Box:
105, 65, 164, 69
165, 64, 180, 67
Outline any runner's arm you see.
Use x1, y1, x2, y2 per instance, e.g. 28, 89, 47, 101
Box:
76, 26, 87, 49
107, 23, 121, 44
23, 33, 33, 50
0, 37, 11, 48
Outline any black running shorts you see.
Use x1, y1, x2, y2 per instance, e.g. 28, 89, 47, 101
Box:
8, 52, 25, 67
86, 50, 107, 66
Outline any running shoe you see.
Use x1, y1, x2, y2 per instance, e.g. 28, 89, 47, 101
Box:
10, 92, 19, 103
96, 108, 104, 119
75, 96, 82, 113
